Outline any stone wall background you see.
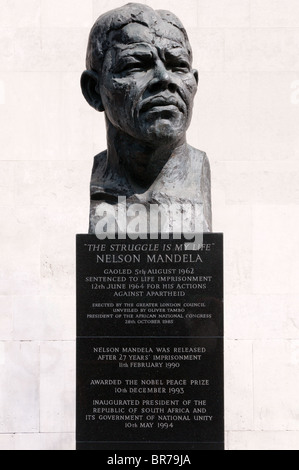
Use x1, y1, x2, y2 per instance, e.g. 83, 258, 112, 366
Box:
0, 0, 298, 450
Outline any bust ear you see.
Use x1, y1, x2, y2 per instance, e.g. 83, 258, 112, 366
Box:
81, 70, 104, 112
192, 69, 199, 85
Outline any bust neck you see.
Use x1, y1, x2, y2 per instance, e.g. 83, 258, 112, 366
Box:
105, 119, 188, 191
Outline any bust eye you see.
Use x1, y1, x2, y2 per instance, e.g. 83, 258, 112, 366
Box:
171, 63, 190, 73
119, 62, 148, 74
166, 59, 190, 73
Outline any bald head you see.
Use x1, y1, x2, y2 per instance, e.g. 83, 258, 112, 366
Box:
85, 2, 192, 73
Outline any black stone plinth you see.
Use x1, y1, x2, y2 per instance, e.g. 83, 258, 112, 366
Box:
76, 234, 224, 450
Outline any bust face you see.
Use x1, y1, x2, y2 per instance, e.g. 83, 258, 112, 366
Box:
98, 22, 198, 145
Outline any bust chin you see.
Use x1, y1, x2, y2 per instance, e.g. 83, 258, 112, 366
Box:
81, 3, 212, 234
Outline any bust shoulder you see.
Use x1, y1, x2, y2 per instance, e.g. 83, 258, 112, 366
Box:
188, 145, 210, 169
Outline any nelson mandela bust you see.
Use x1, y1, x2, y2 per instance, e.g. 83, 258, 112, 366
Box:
81, 3, 212, 234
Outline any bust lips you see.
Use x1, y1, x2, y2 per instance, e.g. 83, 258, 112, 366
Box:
140, 95, 185, 114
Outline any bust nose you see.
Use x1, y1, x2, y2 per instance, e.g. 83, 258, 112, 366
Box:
148, 61, 177, 93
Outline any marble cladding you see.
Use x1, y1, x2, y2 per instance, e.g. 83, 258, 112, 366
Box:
0, 0, 298, 450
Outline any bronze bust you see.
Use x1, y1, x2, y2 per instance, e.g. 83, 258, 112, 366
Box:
81, 3, 212, 234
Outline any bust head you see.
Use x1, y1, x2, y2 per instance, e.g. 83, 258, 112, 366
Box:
81, 2, 198, 146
